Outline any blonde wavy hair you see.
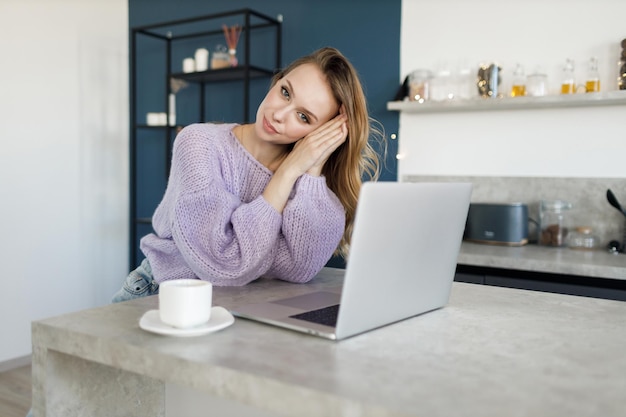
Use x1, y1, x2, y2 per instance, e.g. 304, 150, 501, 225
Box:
271, 47, 384, 259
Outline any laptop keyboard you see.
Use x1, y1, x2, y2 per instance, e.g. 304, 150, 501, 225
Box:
289, 304, 340, 327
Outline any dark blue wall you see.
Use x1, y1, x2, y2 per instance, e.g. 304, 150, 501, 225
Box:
129, 0, 401, 267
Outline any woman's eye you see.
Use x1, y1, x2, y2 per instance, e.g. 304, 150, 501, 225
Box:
281, 86, 290, 99
298, 112, 310, 124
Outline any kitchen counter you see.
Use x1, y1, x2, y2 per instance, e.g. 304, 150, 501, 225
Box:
32, 267, 626, 417
403, 175, 626, 281
459, 241, 626, 280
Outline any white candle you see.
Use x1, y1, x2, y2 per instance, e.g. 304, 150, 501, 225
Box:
194, 48, 209, 72
168, 94, 176, 126
182, 57, 195, 73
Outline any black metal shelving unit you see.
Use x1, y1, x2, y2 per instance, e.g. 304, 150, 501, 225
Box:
129, 9, 282, 268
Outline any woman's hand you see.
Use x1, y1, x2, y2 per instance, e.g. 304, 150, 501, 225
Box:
281, 110, 348, 178
262, 109, 348, 213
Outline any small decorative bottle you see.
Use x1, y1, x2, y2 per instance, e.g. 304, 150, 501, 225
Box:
560, 58, 575, 94
228, 48, 238, 67
510, 63, 526, 97
585, 57, 600, 93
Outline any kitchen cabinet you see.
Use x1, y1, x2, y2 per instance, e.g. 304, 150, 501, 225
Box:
130, 9, 281, 268
455, 265, 626, 301
387, 90, 626, 114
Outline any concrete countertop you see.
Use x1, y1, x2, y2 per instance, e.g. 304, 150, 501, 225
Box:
459, 241, 626, 280
32, 267, 626, 417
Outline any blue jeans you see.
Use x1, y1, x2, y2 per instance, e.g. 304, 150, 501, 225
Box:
111, 258, 159, 303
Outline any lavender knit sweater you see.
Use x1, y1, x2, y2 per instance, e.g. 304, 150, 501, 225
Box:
140, 123, 346, 286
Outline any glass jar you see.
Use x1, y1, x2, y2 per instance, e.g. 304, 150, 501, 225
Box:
510, 63, 526, 97
456, 65, 475, 100
408, 69, 433, 102
539, 200, 572, 247
430, 67, 453, 101
560, 58, 575, 95
210, 45, 230, 69
527, 69, 548, 97
585, 57, 600, 93
566, 226, 599, 250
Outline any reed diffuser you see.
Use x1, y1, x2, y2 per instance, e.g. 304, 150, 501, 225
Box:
222, 24, 242, 67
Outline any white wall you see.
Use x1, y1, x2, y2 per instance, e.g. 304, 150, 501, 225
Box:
398, 0, 626, 179
0, 0, 128, 363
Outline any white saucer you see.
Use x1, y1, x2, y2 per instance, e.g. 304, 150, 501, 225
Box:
139, 306, 235, 337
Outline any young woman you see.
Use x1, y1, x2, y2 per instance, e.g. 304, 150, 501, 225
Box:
112, 47, 382, 302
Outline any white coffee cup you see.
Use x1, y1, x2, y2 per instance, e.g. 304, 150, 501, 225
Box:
159, 279, 213, 328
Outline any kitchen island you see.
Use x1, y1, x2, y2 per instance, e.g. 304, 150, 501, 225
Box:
32, 268, 626, 417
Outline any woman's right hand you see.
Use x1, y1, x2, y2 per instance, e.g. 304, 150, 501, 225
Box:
280, 112, 348, 178
262, 112, 348, 213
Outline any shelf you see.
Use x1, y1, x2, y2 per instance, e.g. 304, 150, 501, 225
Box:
387, 90, 626, 114
134, 124, 175, 129
129, 9, 281, 269
171, 66, 275, 83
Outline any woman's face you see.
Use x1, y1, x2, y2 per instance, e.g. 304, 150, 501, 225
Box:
255, 63, 339, 145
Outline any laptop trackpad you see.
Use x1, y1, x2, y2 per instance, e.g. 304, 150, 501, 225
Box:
271, 291, 341, 310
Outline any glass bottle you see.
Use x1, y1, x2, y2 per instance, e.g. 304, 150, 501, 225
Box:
560, 58, 575, 94
510, 63, 526, 97
539, 200, 572, 247
618, 44, 626, 90
585, 57, 600, 93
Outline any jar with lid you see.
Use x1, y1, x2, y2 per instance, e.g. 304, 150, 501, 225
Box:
539, 200, 572, 247
407, 69, 433, 102
585, 57, 600, 93
560, 58, 575, 94
566, 226, 599, 250
527, 67, 548, 97
456, 64, 475, 100
430, 67, 453, 101
510, 63, 526, 97
210, 45, 230, 69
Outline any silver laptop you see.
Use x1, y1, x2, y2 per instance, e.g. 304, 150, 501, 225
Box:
231, 181, 472, 340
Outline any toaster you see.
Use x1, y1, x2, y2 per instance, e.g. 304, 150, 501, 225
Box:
464, 203, 529, 246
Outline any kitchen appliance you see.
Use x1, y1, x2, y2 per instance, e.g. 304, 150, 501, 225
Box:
465, 203, 528, 246
477, 63, 502, 98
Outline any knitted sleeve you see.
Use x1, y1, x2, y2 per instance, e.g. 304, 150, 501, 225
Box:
153, 124, 283, 286
172, 190, 283, 286
265, 174, 345, 283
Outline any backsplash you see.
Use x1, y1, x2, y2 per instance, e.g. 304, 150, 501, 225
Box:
403, 175, 626, 246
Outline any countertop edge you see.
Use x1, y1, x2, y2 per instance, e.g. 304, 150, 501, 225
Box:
458, 242, 626, 280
